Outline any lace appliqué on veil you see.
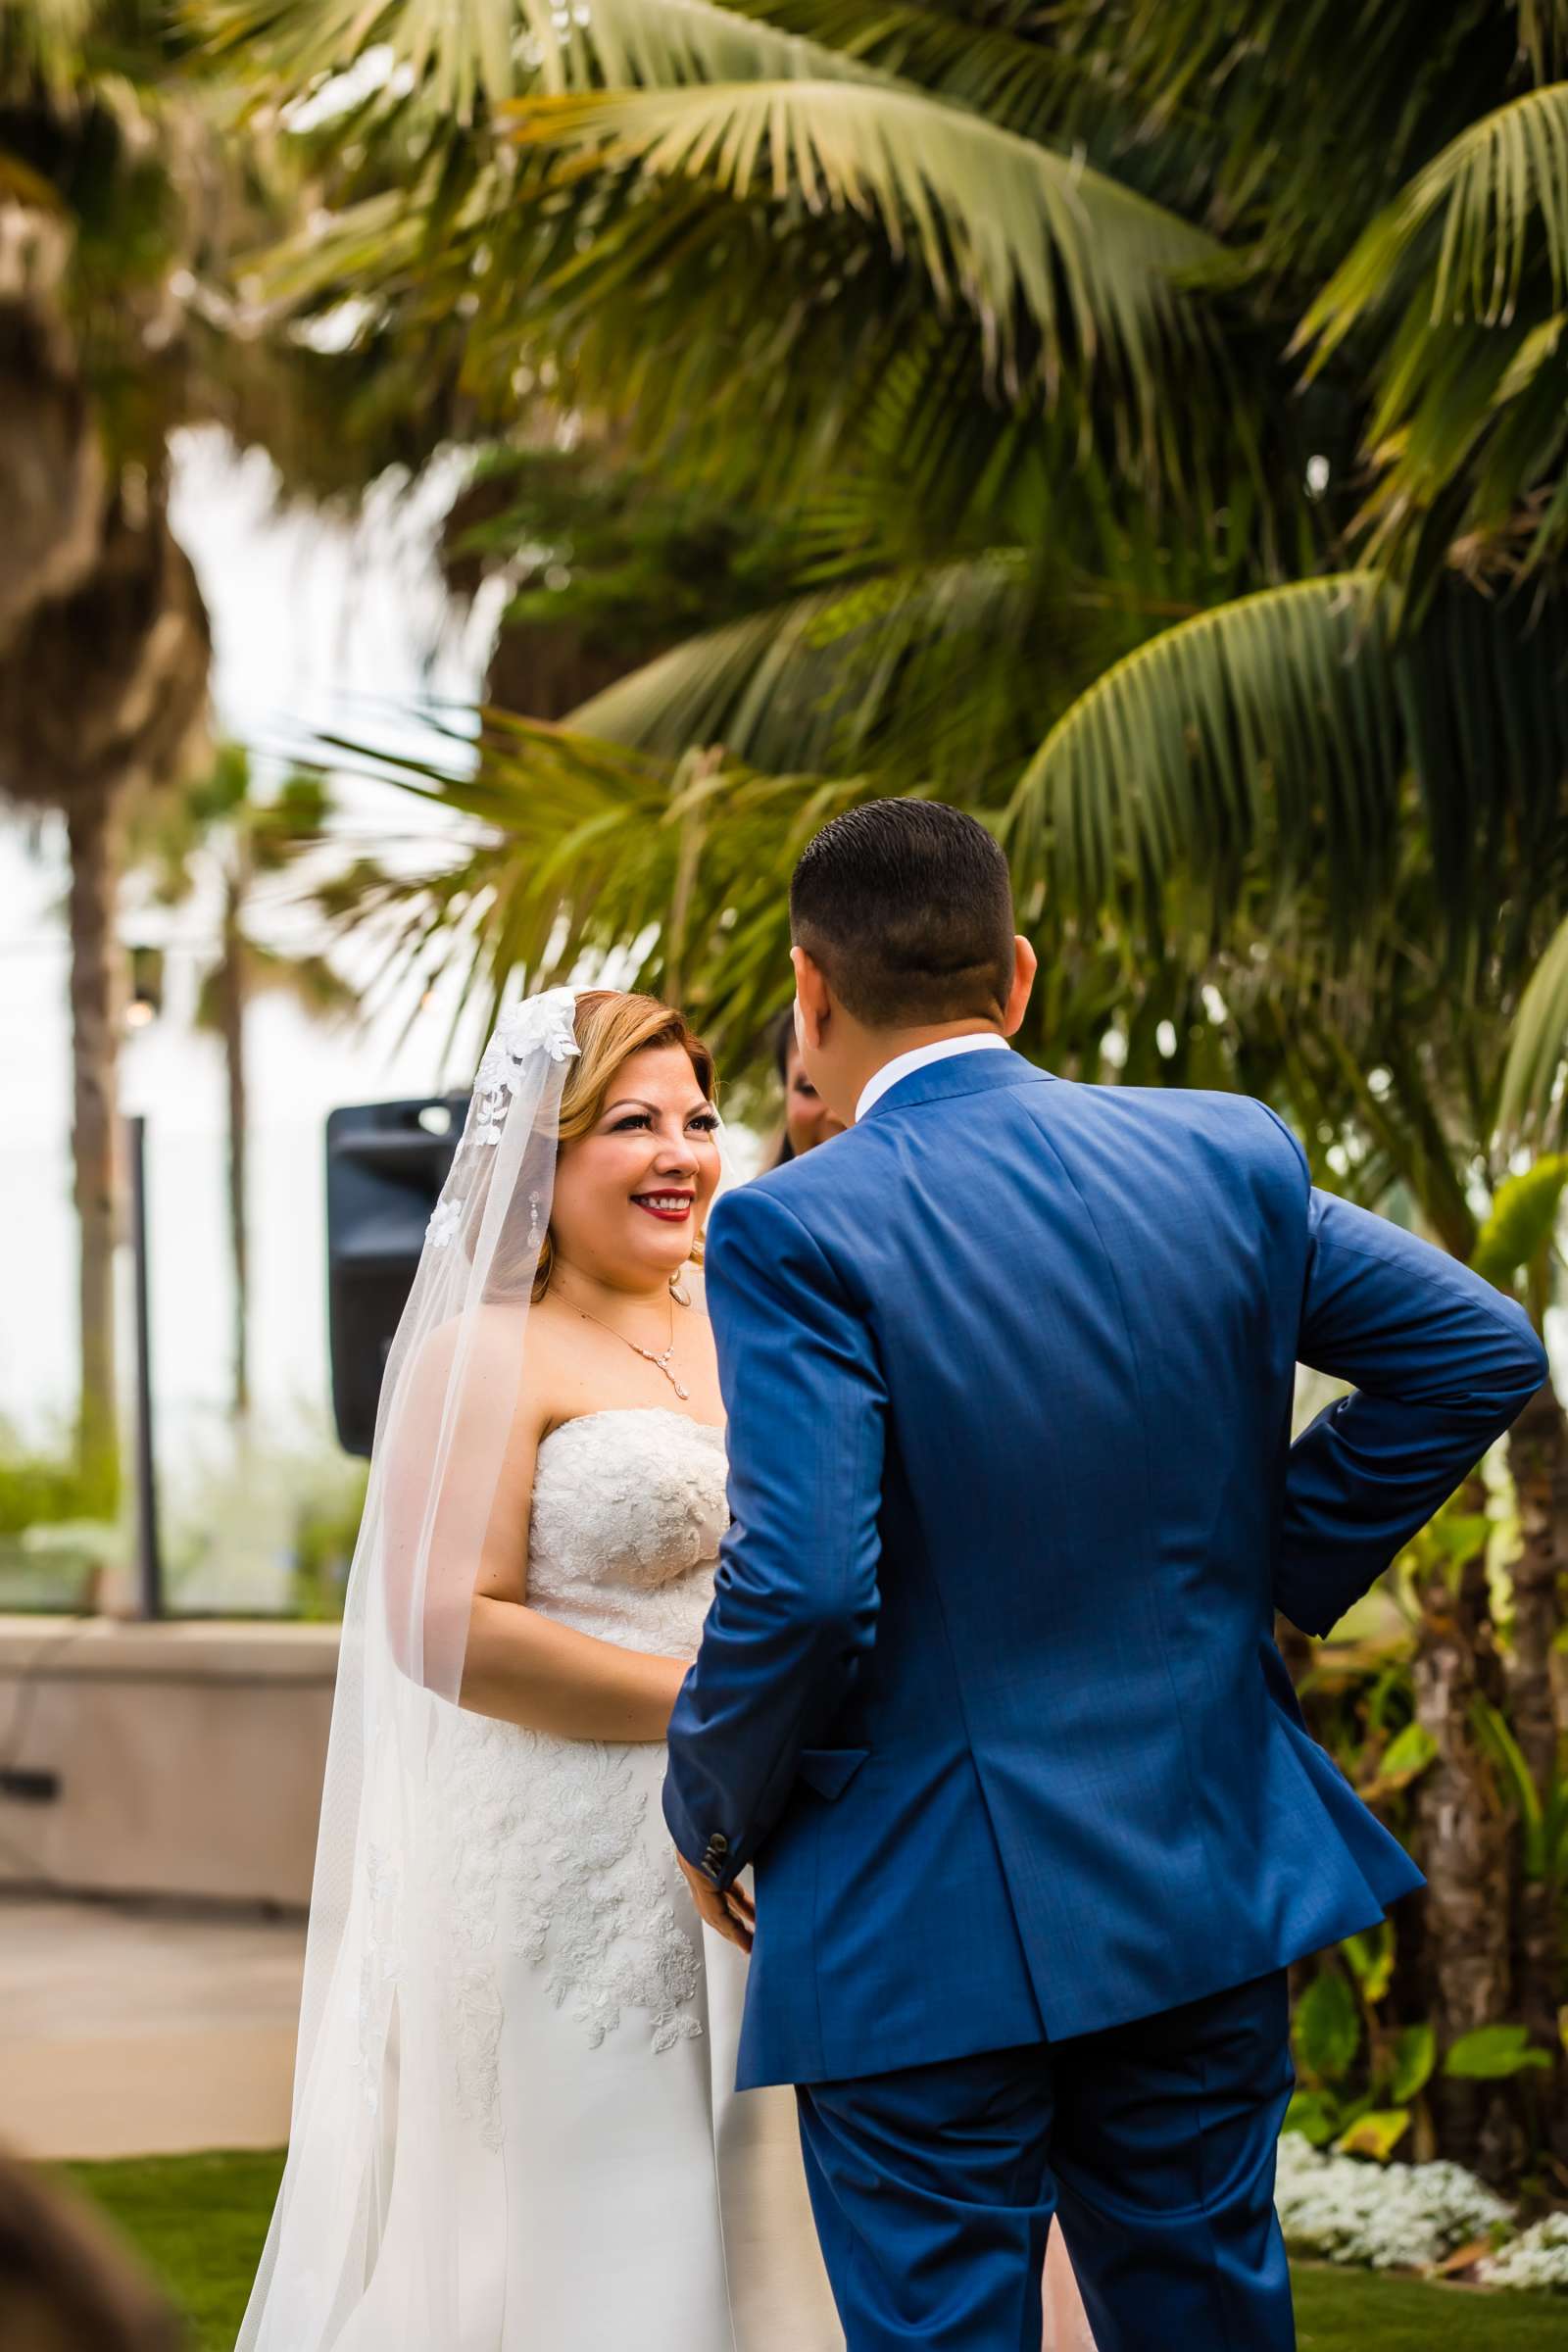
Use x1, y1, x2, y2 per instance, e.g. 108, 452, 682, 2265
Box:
468, 987, 581, 1149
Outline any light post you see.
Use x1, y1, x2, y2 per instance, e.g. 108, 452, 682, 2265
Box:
126, 1110, 163, 1619
122, 943, 164, 1616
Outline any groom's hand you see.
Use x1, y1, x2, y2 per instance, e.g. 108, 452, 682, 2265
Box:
676, 1851, 756, 1953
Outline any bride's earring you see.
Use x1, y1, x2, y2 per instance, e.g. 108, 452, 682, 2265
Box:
669, 1267, 692, 1307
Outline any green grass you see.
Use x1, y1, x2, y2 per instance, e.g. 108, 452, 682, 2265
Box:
65, 2150, 1563, 2352
1293, 2261, 1565, 2347
66, 2149, 285, 2352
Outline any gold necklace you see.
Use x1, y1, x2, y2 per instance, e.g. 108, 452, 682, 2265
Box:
569, 1289, 691, 1401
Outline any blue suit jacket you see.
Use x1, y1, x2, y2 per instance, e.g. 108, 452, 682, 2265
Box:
663, 1054, 1546, 2090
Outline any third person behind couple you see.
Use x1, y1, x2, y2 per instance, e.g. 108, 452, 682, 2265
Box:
769, 1006, 846, 1167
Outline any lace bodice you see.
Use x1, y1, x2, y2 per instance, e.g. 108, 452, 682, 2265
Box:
526, 1406, 729, 1655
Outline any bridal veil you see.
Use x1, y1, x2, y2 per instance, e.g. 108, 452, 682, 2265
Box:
238, 989, 581, 2348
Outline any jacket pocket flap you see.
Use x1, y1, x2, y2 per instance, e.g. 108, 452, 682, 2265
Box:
796, 1747, 870, 1801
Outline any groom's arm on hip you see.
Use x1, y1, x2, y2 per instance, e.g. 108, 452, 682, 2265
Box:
662, 1181, 884, 1890
1274, 1155, 1547, 1640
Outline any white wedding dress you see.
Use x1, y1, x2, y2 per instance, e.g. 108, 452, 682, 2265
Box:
247, 1402, 1095, 2350
319, 1404, 841, 2351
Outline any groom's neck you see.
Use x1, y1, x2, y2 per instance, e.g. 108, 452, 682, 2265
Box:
843, 1017, 1004, 1123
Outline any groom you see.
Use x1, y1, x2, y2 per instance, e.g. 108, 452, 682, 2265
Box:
663, 800, 1545, 2351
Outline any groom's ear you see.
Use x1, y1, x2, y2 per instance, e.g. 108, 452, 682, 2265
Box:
1001, 936, 1038, 1038
791, 945, 832, 1048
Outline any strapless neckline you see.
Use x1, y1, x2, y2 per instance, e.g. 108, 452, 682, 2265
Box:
542, 1404, 725, 1449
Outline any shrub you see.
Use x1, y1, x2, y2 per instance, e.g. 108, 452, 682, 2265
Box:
1275, 2136, 1510, 2272
1481, 2214, 1568, 2294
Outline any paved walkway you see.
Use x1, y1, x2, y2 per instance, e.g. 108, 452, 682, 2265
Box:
0, 1893, 305, 2159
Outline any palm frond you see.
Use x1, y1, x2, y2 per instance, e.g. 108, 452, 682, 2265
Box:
570, 553, 1064, 774
1500, 911, 1568, 1142
0, 0, 98, 93
571, 591, 863, 766
709, 0, 1130, 144
206, 0, 892, 119
1007, 573, 1395, 935
1516, 0, 1568, 79
305, 705, 1254, 1089
307, 710, 877, 1062
1294, 83, 1568, 577
228, 6, 1251, 522
1262, 979, 1485, 1253
503, 77, 1227, 401
1007, 573, 1568, 960
1088, 0, 1519, 271
1470, 1152, 1568, 1282
1305, 80, 1568, 351
254, 131, 914, 503
564, 531, 1256, 804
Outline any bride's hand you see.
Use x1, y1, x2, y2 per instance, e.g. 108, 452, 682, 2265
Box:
676, 1851, 756, 1953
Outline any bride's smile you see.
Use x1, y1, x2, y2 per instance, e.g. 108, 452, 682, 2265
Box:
634, 1187, 698, 1223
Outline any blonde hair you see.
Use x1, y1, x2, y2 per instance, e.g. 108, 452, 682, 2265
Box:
530, 991, 716, 1300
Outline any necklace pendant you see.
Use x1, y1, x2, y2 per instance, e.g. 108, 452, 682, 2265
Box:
573, 1291, 691, 1403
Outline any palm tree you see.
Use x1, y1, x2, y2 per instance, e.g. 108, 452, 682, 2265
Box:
211, 0, 1252, 809
0, 6, 231, 1492
0, 484, 210, 1500
130, 745, 359, 1418
0, 3, 452, 1483
224, 2, 1568, 1004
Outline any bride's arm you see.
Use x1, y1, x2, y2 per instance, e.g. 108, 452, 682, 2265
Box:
384, 1314, 685, 1742
463, 1406, 687, 1741
462, 1599, 686, 1742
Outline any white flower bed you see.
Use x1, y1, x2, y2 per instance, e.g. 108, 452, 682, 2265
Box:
1275, 2133, 1511, 2272
1479, 2211, 1568, 2293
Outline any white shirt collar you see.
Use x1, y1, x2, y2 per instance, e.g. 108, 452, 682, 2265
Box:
856, 1033, 1010, 1123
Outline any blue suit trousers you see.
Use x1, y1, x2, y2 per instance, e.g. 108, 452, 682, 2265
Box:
796, 1971, 1297, 2352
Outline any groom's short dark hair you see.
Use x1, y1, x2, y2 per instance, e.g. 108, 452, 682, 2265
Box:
790, 799, 1015, 1030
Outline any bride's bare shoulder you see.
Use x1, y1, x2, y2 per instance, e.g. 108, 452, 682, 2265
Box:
404, 1300, 529, 1379
393, 1305, 556, 1440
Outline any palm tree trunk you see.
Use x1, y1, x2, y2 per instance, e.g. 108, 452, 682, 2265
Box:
220, 882, 249, 1419
1509, 1376, 1564, 1788
1505, 1375, 1568, 2158
1412, 1477, 1521, 2181
65, 789, 123, 1508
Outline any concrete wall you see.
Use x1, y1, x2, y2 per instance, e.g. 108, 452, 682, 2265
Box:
0, 1617, 338, 1907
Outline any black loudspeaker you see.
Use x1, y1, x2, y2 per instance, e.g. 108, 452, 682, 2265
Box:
325, 1094, 470, 1457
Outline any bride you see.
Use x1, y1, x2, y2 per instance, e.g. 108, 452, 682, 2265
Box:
238, 986, 1092, 2351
